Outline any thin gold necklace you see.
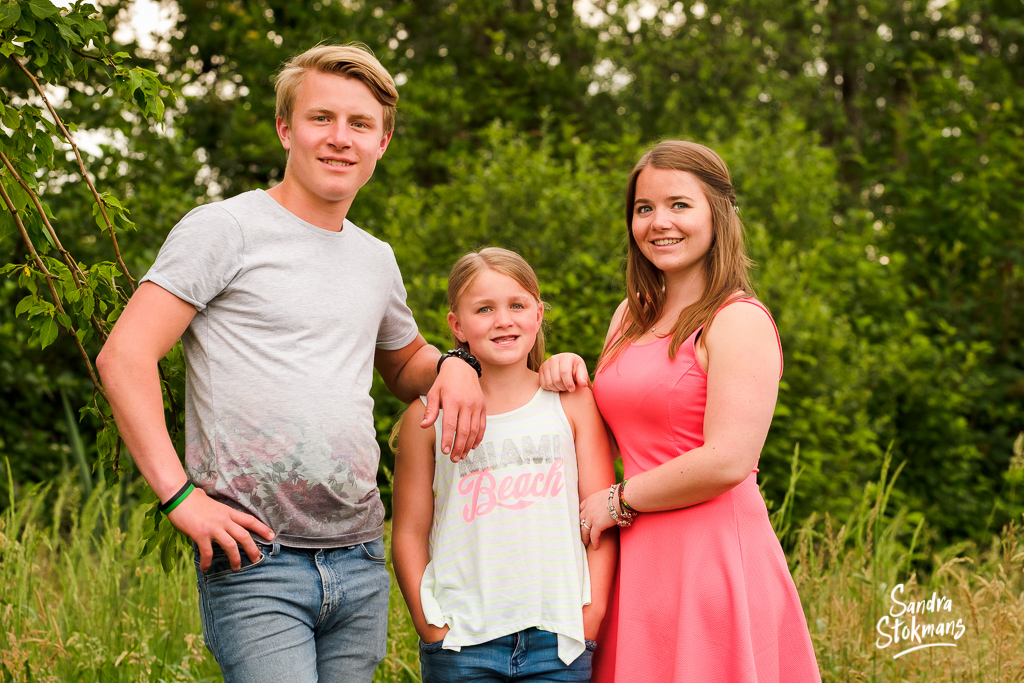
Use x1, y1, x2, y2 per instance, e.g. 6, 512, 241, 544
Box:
649, 319, 672, 334
650, 308, 686, 334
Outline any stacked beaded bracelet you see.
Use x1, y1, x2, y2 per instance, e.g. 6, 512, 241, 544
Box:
607, 483, 636, 527
619, 478, 638, 515
159, 481, 195, 515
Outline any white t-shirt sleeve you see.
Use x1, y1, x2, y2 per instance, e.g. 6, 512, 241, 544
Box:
140, 204, 245, 310
375, 246, 419, 351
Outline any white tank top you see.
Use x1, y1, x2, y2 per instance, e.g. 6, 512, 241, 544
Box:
419, 388, 591, 664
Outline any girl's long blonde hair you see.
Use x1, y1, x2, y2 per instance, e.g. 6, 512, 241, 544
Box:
447, 247, 546, 372
599, 140, 755, 369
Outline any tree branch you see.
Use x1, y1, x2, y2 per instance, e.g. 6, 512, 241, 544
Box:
0, 151, 110, 341
1, 152, 87, 288
71, 48, 109, 63
9, 53, 136, 295
0, 176, 108, 401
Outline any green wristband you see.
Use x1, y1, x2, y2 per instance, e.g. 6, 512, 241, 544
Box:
160, 482, 194, 515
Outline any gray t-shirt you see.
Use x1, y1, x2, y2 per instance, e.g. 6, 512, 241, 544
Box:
141, 189, 419, 547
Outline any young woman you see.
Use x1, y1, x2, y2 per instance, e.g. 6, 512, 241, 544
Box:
543, 141, 821, 682
393, 247, 617, 682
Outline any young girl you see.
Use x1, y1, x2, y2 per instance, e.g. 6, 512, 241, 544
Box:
392, 247, 617, 682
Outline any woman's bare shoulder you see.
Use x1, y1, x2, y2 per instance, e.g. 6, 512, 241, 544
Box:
604, 298, 630, 347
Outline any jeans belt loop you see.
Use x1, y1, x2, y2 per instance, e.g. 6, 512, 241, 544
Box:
269, 541, 281, 558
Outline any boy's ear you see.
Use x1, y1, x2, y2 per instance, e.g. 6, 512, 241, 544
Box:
275, 116, 291, 150
447, 311, 466, 343
377, 130, 393, 159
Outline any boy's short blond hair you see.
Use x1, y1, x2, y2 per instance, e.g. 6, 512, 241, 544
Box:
275, 44, 398, 133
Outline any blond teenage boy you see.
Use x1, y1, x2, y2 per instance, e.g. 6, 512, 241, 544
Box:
97, 45, 485, 682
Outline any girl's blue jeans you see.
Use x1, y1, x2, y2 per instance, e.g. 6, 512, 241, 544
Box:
420, 627, 597, 682
193, 537, 389, 683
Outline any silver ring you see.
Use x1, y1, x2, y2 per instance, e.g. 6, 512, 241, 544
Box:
581, 520, 592, 530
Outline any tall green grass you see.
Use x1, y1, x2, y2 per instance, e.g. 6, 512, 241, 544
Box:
1, 454, 1021, 682
788, 449, 1024, 682
0, 470, 213, 682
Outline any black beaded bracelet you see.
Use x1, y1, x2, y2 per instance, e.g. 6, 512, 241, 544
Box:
437, 348, 482, 378
159, 481, 195, 515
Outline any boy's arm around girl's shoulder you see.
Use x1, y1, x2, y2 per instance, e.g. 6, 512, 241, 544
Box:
559, 386, 618, 641
391, 399, 450, 643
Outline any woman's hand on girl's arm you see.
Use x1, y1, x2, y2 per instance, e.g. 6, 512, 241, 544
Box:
539, 353, 590, 392
579, 486, 616, 549
391, 400, 450, 643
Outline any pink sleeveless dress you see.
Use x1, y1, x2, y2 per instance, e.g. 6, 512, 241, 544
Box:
591, 299, 820, 683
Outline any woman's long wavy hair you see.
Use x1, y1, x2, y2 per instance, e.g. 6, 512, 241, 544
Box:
598, 140, 755, 369
447, 247, 546, 372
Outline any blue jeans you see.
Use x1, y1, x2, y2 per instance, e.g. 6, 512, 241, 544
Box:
420, 628, 596, 683
193, 537, 389, 683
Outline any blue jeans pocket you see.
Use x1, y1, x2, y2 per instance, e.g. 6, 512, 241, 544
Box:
419, 638, 445, 654
195, 543, 267, 581
359, 538, 386, 563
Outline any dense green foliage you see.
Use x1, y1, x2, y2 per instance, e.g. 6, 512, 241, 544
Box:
2, 0, 1022, 545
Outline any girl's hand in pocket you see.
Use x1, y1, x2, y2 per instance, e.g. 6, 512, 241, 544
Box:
418, 624, 450, 644
582, 604, 605, 641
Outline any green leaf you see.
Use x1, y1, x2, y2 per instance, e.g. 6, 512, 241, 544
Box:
0, 1, 20, 28
1, 105, 20, 130
140, 516, 163, 558
29, 301, 54, 318
15, 295, 34, 317
16, 9, 36, 33
96, 424, 116, 459
0, 208, 17, 244
34, 128, 54, 160
56, 21, 81, 46
80, 16, 105, 40
93, 205, 108, 231
30, 213, 56, 250
161, 533, 178, 573
27, 0, 59, 20
38, 316, 58, 348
